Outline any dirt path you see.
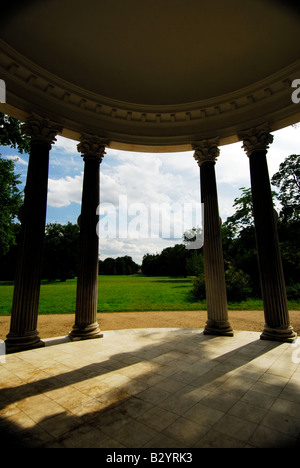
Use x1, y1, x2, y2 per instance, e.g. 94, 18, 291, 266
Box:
0, 310, 299, 341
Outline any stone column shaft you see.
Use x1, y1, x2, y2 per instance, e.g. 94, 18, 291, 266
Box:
193, 139, 233, 336
69, 136, 108, 341
6, 115, 61, 353
239, 125, 296, 342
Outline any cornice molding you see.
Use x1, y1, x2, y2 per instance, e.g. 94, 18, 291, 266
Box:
1, 39, 300, 151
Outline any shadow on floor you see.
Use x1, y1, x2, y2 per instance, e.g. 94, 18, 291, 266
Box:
0, 330, 299, 448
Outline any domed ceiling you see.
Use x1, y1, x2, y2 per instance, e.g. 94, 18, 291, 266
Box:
1, 0, 300, 151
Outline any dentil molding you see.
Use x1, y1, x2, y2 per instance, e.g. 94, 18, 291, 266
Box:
1, 40, 300, 151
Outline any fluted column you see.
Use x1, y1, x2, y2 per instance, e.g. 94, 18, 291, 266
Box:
193, 139, 233, 337
69, 135, 108, 341
239, 124, 296, 342
6, 114, 62, 353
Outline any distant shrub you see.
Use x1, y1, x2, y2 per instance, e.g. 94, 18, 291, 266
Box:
191, 273, 206, 300
225, 265, 252, 302
191, 266, 252, 302
286, 282, 300, 300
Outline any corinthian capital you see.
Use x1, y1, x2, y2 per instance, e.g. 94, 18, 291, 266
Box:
192, 137, 220, 167
238, 124, 274, 157
77, 134, 109, 163
22, 113, 62, 147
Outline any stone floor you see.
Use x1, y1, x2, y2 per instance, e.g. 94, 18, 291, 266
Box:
0, 328, 300, 448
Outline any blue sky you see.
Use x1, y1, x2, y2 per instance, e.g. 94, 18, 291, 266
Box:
1, 123, 299, 264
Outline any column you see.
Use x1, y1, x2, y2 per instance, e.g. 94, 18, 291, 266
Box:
6, 114, 62, 353
193, 139, 233, 336
69, 135, 108, 341
239, 124, 296, 342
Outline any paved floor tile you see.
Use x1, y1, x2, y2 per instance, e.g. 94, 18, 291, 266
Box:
199, 388, 237, 412
195, 429, 245, 448
0, 329, 299, 448
241, 389, 277, 410
139, 406, 179, 431
260, 410, 300, 439
143, 433, 185, 448
228, 400, 268, 424
248, 425, 298, 448
162, 416, 209, 446
110, 420, 159, 448
59, 423, 113, 448
183, 401, 224, 427
135, 385, 171, 405
38, 411, 83, 439
216, 413, 258, 442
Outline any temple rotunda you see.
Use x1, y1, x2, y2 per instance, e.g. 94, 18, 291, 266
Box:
1, 0, 300, 352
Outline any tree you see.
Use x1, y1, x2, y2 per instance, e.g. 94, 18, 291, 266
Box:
186, 250, 204, 276
122, 255, 140, 275
0, 113, 30, 255
192, 154, 300, 301
271, 154, 300, 291
0, 113, 30, 154
160, 244, 187, 277
141, 253, 161, 276
223, 187, 253, 237
115, 257, 126, 275
271, 154, 300, 222
42, 223, 80, 281
0, 223, 21, 280
0, 156, 23, 255
102, 258, 117, 275
99, 256, 140, 275
220, 188, 259, 294
141, 244, 201, 277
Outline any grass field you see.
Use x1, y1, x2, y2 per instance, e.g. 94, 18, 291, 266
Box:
0, 275, 299, 316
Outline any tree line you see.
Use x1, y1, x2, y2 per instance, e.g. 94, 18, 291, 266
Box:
141, 245, 203, 277
0, 113, 299, 301
99, 256, 140, 276
0, 221, 140, 281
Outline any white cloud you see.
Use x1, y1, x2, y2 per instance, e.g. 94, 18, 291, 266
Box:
217, 141, 250, 186
53, 135, 78, 153
100, 172, 126, 205
96, 150, 204, 262
99, 237, 180, 264
45, 124, 299, 262
48, 174, 83, 207
6, 155, 28, 165
268, 125, 300, 177
104, 149, 199, 207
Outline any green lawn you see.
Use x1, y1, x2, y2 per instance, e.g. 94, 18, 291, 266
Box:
0, 275, 299, 315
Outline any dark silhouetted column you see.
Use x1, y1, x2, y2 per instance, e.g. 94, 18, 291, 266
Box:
6, 114, 62, 353
239, 125, 296, 342
69, 135, 108, 341
193, 139, 233, 337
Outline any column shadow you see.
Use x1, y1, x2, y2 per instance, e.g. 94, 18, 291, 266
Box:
0, 330, 299, 448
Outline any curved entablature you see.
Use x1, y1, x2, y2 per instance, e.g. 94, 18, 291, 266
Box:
1, 0, 300, 151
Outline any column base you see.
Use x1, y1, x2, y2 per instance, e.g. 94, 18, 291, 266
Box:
260, 324, 297, 343
69, 321, 103, 341
203, 320, 234, 337
5, 330, 45, 354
